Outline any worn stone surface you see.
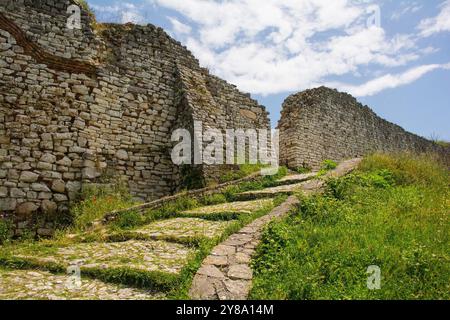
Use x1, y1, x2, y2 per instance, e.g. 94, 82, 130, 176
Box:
276, 172, 317, 184
181, 199, 273, 216
236, 182, 310, 199
13, 240, 194, 274
0, 270, 164, 300
122, 218, 233, 241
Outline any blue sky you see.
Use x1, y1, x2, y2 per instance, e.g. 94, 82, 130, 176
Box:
86, 0, 450, 141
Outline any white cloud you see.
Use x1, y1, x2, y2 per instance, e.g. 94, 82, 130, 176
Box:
168, 17, 192, 35
329, 63, 450, 96
148, 0, 432, 96
91, 3, 145, 24
391, 1, 422, 21
418, 0, 450, 37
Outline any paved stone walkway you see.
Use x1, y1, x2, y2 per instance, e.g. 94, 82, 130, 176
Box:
0, 159, 361, 300
276, 172, 317, 184
181, 199, 274, 216
0, 270, 164, 300
189, 158, 361, 300
121, 218, 233, 241
13, 240, 194, 274
189, 196, 300, 300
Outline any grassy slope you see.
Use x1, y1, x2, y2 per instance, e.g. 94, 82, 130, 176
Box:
250, 153, 449, 300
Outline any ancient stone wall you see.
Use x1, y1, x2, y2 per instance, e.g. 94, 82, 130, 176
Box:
0, 0, 269, 234
279, 87, 449, 170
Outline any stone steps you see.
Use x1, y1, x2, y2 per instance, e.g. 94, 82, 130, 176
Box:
189, 158, 363, 300
232, 172, 320, 200
234, 181, 313, 200
109, 218, 234, 244
180, 199, 274, 217
0, 269, 165, 300
0, 159, 362, 300
272, 172, 318, 186
0, 239, 194, 292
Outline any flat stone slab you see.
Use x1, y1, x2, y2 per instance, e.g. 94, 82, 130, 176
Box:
323, 158, 362, 178
276, 172, 317, 185
124, 218, 233, 241
236, 181, 311, 199
12, 240, 194, 275
181, 199, 273, 216
0, 269, 165, 300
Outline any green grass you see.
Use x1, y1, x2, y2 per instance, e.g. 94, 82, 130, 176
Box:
317, 159, 338, 177
0, 164, 289, 296
250, 153, 449, 300
0, 219, 13, 244
70, 184, 138, 232
219, 163, 267, 183
296, 167, 312, 174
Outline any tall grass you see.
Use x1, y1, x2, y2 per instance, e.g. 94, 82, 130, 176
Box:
250, 153, 449, 300
70, 184, 138, 231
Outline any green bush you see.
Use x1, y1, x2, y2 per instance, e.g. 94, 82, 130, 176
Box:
219, 163, 266, 183
296, 167, 311, 174
201, 194, 227, 206
71, 184, 137, 231
359, 153, 448, 187
143, 196, 199, 223
111, 211, 145, 230
326, 169, 395, 199
74, 0, 95, 17
317, 159, 338, 176
321, 159, 338, 171
0, 219, 13, 244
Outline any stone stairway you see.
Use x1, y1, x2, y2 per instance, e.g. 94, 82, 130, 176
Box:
0, 159, 361, 300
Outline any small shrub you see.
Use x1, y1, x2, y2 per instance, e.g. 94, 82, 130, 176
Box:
317, 160, 338, 177
296, 167, 311, 174
201, 194, 227, 206
144, 196, 199, 222
322, 159, 338, 170
0, 219, 13, 244
360, 153, 449, 187
219, 163, 265, 183
111, 211, 145, 230
74, 0, 95, 18
326, 169, 395, 200
71, 184, 137, 231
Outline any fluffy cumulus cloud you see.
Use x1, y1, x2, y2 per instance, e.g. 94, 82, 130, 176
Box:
84, 0, 448, 97
418, 0, 450, 37
330, 63, 450, 96
148, 0, 450, 96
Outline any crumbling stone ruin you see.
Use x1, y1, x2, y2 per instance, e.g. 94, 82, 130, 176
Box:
0, 0, 269, 234
1, 1, 448, 236
279, 87, 449, 170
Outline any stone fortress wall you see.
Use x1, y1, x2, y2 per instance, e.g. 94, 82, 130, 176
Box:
278, 87, 449, 170
0, 0, 269, 234
1, 1, 448, 236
